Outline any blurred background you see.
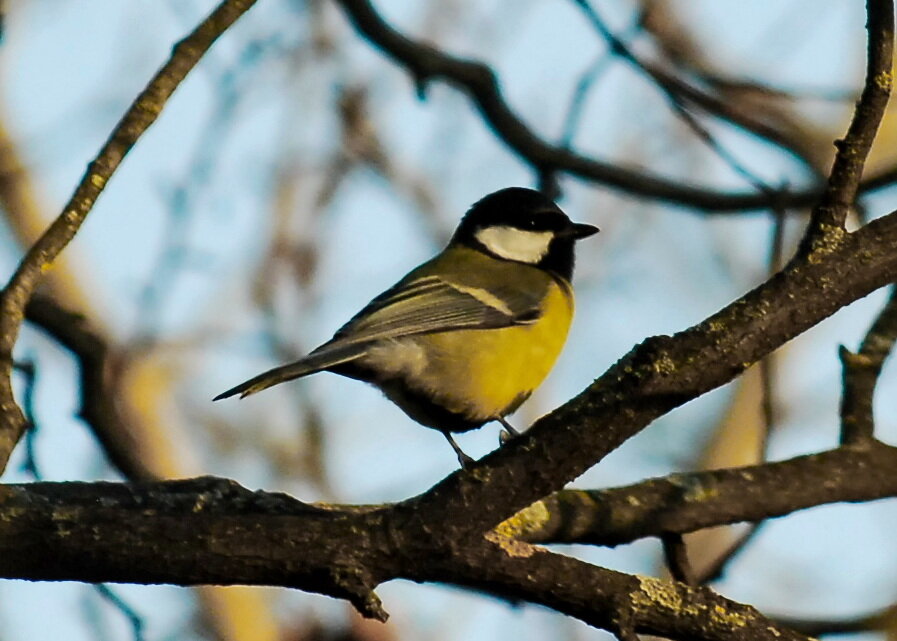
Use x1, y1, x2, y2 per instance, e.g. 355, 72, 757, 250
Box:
1, 1, 897, 640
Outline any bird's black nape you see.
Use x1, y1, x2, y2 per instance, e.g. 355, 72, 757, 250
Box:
451, 187, 566, 242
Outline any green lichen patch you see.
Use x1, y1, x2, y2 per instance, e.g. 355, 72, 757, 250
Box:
495, 500, 550, 539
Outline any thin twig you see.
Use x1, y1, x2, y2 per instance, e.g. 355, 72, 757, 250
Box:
12, 359, 39, 478
94, 584, 146, 641
570, 0, 779, 196
559, 13, 643, 149
0, 0, 259, 474
691, 207, 785, 584
636, 0, 827, 175
800, 0, 894, 252
333, 0, 897, 212
775, 602, 897, 637
660, 532, 695, 585
840, 286, 897, 444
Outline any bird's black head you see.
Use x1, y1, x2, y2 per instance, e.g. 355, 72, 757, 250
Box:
451, 187, 598, 280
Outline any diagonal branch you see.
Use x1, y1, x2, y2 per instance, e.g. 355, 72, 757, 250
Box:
399, 208, 897, 540
801, 0, 894, 251
569, 0, 781, 194
0, 0, 259, 474
410, 537, 810, 641
501, 440, 897, 546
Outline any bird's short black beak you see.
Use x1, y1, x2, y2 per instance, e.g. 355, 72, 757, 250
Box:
566, 222, 599, 240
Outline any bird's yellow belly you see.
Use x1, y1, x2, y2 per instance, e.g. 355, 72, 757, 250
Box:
420, 283, 573, 421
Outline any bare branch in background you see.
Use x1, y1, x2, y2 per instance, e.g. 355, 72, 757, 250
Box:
776, 602, 897, 637
334, 0, 897, 211
24, 295, 156, 480
840, 286, 897, 444
135, 34, 284, 344
0, 0, 260, 474
637, 0, 829, 174
11, 359, 38, 478
660, 532, 695, 585
93, 584, 146, 641
570, 0, 781, 196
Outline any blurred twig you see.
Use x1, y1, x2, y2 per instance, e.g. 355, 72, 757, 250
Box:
93, 584, 146, 641
0, 0, 259, 474
840, 286, 897, 445
333, 0, 897, 211
775, 602, 897, 637
135, 34, 285, 344
570, 0, 780, 196
693, 205, 788, 584
660, 532, 694, 585
637, 0, 828, 174
11, 359, 38, 478
25, 295, 156, 480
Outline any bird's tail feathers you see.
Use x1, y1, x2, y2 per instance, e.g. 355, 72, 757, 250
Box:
213, 345, 362, 401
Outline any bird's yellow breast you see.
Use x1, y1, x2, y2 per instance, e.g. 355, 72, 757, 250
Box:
418, 278, 574, 421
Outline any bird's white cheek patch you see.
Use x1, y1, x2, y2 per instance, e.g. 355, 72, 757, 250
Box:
475, 226, 553, 264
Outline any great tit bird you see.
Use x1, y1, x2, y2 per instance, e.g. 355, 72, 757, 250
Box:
215, 187, 598, 466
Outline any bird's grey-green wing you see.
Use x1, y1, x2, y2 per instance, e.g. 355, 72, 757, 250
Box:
326, 274, 542, 348
215, 269, 544, 401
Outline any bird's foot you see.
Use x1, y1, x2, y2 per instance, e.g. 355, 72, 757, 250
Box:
496, 416, 521, 445
443, 432, 475, 469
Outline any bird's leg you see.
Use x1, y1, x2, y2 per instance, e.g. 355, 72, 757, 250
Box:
497, 416, 520, 436
443, 432, 474, 468
496, 416, 521, 444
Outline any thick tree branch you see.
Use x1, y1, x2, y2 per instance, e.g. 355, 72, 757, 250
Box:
0, 478, 390, 618
6, 443, 897, 572
801, 0, 893, 250
333, 0, 897, 212
503, 441, 897, 546
0, 0, 259, 474
7, 426, 897, 635
0, 478, 811, 641
411, 538, 808, 641
7, 442, 896, 634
